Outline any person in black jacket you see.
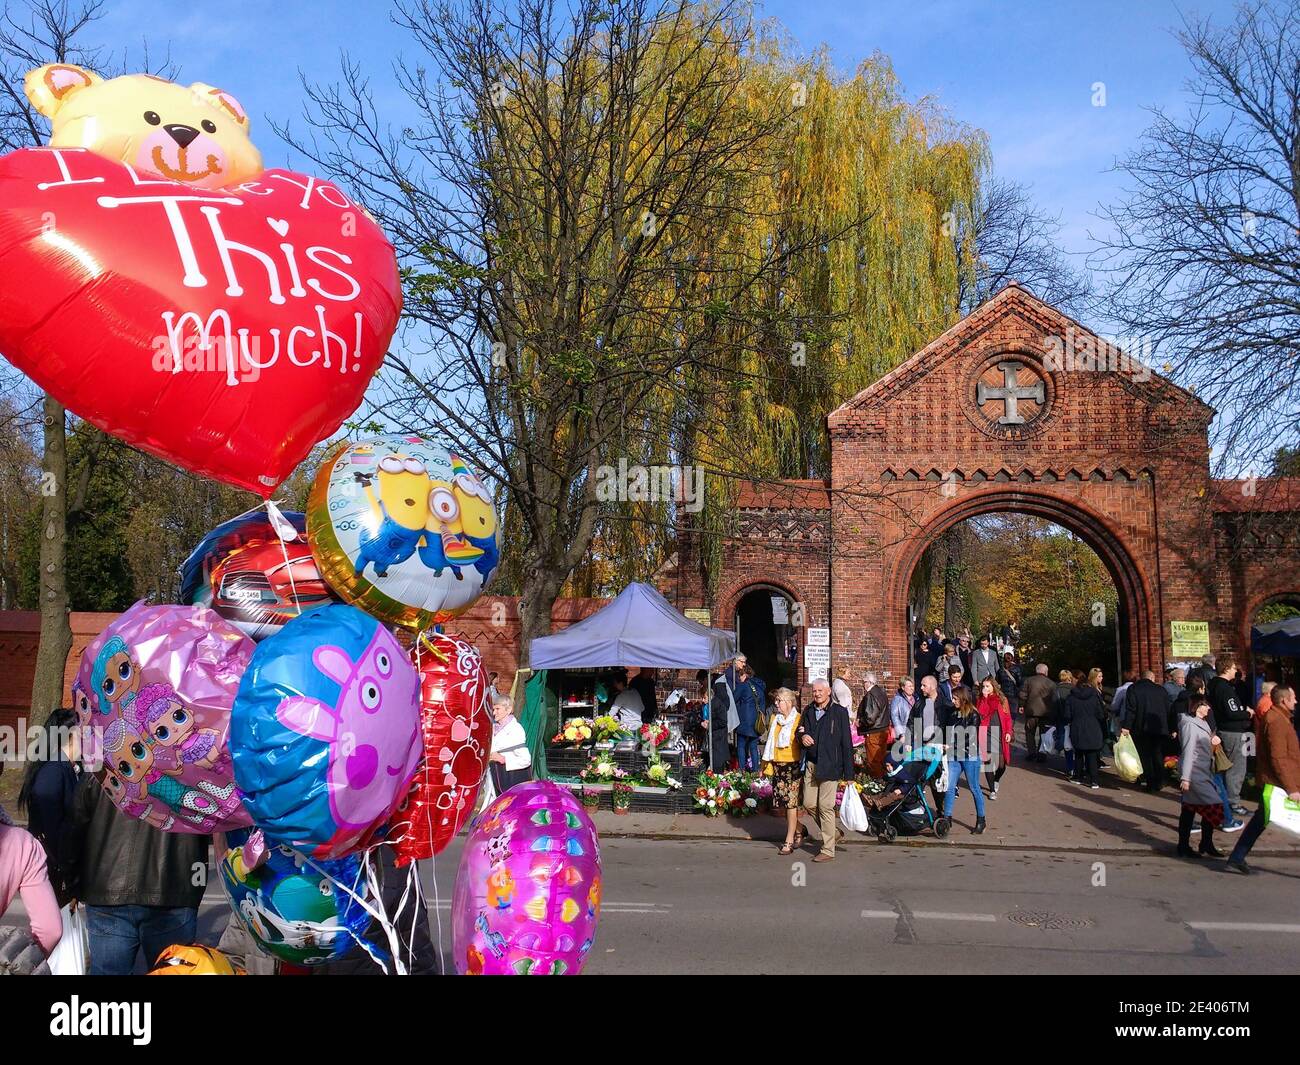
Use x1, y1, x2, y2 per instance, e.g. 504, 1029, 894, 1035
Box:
1067, 669, 1108, 788
940, 687, 987, 833
1207, 655, 1252, 812
62, 773, 209, 975
1122, 671, 1175, 793
17, 708, 82, 907
796, 679, 855, 863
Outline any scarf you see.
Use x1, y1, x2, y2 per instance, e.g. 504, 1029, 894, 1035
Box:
762, 711, 798, 761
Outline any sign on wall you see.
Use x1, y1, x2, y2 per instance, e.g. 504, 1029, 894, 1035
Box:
806, 627, 830, 647
684, 607, 712, 626
804, 644, 831, 681
1170, 621, 1211, 658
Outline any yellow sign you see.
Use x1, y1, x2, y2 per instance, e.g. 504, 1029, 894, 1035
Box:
684, 607, 711, 626
1170, 621, 1211, 658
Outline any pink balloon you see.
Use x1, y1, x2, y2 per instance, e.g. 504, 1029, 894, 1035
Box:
451, 781, 602, 975
74, 601, 253, 833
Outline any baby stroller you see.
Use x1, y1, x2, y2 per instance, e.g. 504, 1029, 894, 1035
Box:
866, 745, 951, 842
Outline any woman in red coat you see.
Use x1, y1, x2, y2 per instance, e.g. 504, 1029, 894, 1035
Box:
977, 676, 1013, 799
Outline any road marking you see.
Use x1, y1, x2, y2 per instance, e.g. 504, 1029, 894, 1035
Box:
1189, 922, 1300, 934
861, 909, 998, 922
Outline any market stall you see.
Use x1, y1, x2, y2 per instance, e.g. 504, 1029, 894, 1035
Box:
529, 583, 737, 813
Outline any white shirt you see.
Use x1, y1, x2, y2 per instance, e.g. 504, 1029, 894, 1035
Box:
611, 689, 645, 732
491, 717, 532, 771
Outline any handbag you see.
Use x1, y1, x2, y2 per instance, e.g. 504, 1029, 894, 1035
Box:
1212, 744, 1233, 774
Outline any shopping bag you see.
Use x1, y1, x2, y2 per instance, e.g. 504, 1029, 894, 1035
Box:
1038, 726, 1055, 754
1113, 733, 1142, 783
1212, 744, 1233, 774
1262, 784, 1300, 835
1062, 726, 1073, 752
47, 904, 88, 976
839, 782, 869, 833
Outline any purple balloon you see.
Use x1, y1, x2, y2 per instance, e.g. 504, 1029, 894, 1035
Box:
74, 601, 253, 833
451, 781, 602, 975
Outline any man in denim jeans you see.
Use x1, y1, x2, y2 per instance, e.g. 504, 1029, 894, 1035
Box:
63, 773, 207, 975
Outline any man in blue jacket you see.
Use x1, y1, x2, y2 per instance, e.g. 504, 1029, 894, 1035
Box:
797, 679, 855, 863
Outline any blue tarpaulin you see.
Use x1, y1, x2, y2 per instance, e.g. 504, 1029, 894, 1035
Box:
1252, 617, 1300, 657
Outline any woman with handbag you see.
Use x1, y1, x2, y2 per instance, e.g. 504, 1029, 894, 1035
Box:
976, 677, 1013, 799
17, 707, 82, 908
1177, 697, 1225, 858
940, 687, 987, 834
762, 688, 804, 855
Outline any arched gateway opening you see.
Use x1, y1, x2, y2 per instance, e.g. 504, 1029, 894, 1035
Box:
733, 584, 800, 692
889, 490, 1155, 679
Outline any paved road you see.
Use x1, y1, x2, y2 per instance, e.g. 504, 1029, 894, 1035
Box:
13, 837, 1300, 974
180, 837, 1298, 975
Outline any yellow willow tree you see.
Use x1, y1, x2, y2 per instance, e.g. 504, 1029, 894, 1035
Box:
675, 40, 988, 593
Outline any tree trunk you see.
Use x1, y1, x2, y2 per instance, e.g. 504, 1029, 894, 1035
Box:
516, 566, 565, 670
30, 395, 71, 719
943, 528, 965, 634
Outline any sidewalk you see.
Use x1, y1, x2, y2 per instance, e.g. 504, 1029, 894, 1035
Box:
589, 752, 1300, 857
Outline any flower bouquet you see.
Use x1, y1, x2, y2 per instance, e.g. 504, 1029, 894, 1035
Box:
579, 750, 627, 784
552, 718, 595, 747
643, 754, 681, 791
612, 780, 635, 813
592, 714, 625, 746
579, 787, 601, 809
639, 721, 670, 752
693, 768, 730, 816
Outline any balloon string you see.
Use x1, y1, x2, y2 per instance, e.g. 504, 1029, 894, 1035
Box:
300, 849, 408, 976
265, 499, 303, 619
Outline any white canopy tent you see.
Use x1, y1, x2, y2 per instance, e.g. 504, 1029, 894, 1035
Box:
529, 582, 738, 770
529, 582, 737, 669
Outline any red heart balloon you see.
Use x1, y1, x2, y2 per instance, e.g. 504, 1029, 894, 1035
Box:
0, 147, 401, 495
389, 634, 493, 866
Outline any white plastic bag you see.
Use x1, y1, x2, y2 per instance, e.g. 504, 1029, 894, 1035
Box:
1113, 733, 1143, 783
1263, 784, 1300, 836
47, 904, 88, 976
839, 783, 869, 833
1039, 727, 1055, 754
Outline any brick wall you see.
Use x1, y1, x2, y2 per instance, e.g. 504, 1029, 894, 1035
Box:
681, 285, 1300, 688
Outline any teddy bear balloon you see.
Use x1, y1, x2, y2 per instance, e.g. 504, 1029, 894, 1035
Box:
25, 65, 264, 188
0, 66, 402, 496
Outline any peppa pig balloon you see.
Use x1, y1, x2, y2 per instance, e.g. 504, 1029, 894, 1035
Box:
73, 602, 253, 833
389, 633, 493, 866
451, 781, 602, 975
230, 604, 421, 858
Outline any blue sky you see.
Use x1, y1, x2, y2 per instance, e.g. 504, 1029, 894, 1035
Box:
90, 0, 1241, 278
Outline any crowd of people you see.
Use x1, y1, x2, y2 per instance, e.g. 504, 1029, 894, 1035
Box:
708, 633, 1300, 871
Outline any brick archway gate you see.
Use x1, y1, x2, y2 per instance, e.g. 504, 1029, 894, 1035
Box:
882, 488, 1156, 679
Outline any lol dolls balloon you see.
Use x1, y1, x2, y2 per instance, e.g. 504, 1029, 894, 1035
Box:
74, 602, 253, 833
306, 436, 500, 629
451, 781, 602, 975
231, 604, 421, 858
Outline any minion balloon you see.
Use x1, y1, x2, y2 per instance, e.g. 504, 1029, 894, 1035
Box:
307, 436, 501, 629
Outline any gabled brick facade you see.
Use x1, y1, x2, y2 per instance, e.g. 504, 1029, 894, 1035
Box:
677, 284, 1300, 685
